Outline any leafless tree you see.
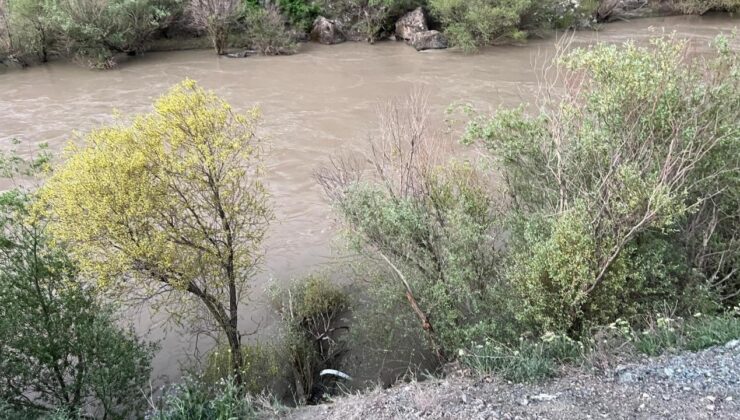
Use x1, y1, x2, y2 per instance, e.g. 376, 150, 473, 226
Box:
188, 0, 243, 55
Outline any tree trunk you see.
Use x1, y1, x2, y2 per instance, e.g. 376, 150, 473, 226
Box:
227, 328, 243, 384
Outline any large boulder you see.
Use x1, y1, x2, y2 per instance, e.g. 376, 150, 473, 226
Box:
410, 30, 448, 51
311, 16, 346, 45
395, 7, 428, 41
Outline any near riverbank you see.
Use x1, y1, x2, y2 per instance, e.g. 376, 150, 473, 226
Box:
287, 341, 740, 420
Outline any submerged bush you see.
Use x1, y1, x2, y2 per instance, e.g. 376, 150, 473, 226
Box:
271, 275, 350, 403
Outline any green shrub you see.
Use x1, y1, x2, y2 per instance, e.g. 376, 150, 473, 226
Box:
429, 0, 601, 52
0, 190, 156, 418
276, 0, 321, 32
319, 93, 501, 360
2, 0, 56, 64
462, 35, 740, 335
428, 0, 531, 53
632, 311, 740, 356
148, 376, 258, 420
244, 5, 297, 55
48, 0, 179, 67
203, 343, 282, 396
462, 333, 584, 382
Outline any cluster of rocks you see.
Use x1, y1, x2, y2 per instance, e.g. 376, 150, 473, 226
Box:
310, 7, 447, 52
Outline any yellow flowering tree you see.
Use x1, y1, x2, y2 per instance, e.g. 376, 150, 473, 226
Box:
39, 80, 271, 384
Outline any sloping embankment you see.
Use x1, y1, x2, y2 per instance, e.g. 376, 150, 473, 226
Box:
284, 341, 740, 420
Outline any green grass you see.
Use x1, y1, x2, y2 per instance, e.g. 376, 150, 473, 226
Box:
633, 313, 740, 356
463, 313, 740, 382
461, 334, 584, 382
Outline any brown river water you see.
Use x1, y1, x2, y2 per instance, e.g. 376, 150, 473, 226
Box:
1, 14, 738, 385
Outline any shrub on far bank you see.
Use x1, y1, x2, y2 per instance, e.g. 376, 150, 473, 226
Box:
675, 0, 740, 14
49, 0, 180, 68
429, 0, 599, 53
189, 0, 243, 55
276, 0, 322, 32
429, 0, 531, 53
1, 0, 56, 65
244, 5, 297, 55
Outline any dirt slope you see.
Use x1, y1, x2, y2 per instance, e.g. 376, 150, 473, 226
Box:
283, 341, 740, 420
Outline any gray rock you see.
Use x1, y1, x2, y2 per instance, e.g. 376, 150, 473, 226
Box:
226, 50, 249, 58
410, 30, 448, 51
395, 7, 427, 41
311, 16, 346, 45
530, 393, 558, 402
618, 372, 634, 384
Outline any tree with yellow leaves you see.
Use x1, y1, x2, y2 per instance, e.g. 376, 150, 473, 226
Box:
39, 80, 271, 384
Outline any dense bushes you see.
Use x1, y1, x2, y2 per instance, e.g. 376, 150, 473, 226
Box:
428, 0, 599, 52
318, 92, 502, 359
0, 0, 55, 63
148, 376, 265, 420
464, 35, 739, 334
323, 35, 739, 374
276, 0, 322, 32
428, 0, 531, 53
48, 0, 179, 67
0, 0, 296, 65
0, 0, 178, 67
0, 190, 156, 418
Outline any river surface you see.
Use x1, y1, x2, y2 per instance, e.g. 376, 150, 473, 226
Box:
1, 14, 738, 384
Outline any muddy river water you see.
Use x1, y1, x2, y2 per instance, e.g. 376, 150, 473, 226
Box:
1, 14, 738, 384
